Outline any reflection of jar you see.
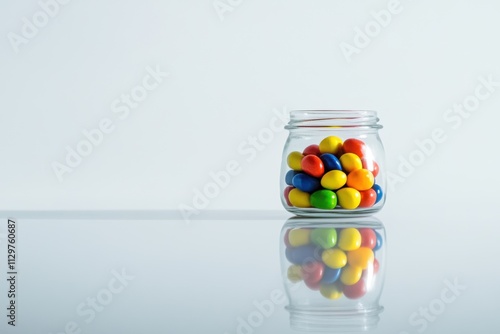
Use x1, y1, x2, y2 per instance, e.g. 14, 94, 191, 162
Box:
280, 110, 386, 217
280, 217, 386, 332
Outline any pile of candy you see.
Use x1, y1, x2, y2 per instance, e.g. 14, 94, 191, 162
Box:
284, 227, 382, 300
284, 136, 383, 210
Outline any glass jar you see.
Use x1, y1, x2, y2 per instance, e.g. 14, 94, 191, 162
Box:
280, 110, 385, 217
280, 217, 386, 332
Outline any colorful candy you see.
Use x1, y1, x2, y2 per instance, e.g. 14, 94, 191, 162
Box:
310, 190, 337, 210
285, 227, 383, 301
283, 136, 384, 211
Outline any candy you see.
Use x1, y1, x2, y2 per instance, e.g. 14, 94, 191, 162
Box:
302, 262, 324, 285
292, 173, 320, 193
301, 155, 325, 178
320, 153, 342, 171
288, 189, 311, 208
347, 169, 374, 191
287, 265, 303, 283
336, 188, 361, 209
285, 170, 299, 185
320, 283, 343, 300
322, 248, 347, 269
340, 153, 362, 173
343, 278, 367, 299
321, 170, 347, 190
359, 189, 377, 208
310, 190, 337, 210
288, 229, 311, 247
303, 144, 321, 156
338, 228, 362, 251
284, 186, 294, 206
347, 247, 374, 270
372, 184, 383, 204
287, 151, 304, 171
359, 228, 376, 249
373, 231, 383, 252
373, 258, 380, 274
340, 265, 362, 285
311, 228, 337, 249
305, 279, 321, 290
362, 158, 379, 178
286, 245, 321, 265
343, 138, 369, 159
320, 267, 341, 284
284, 229, 292, 247
319, 136, 343, 154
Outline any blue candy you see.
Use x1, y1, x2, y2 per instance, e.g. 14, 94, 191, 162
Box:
292, 173, 320, 193
372, 184, 383, 204
321, 267, 341, 284
320, 153, 342, 171
373, 231, 383, 251
285, 170, 299, 186
285, 245, 322, 265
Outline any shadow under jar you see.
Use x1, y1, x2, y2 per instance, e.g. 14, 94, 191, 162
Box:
280, 110, 386, 217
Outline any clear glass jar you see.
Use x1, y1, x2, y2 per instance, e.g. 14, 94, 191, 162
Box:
280, 110, 385, 217
280, 217, 386, 332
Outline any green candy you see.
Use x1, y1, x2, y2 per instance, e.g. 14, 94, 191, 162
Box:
310, 189, 337, 210
311, 228, 337, 249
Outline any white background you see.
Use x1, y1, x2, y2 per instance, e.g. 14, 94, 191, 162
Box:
1, 0, 500, 215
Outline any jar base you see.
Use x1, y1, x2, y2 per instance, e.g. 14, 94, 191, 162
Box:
285, 207, 382, 218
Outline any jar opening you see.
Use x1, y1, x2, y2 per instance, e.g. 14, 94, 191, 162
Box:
286, 110, 382, 129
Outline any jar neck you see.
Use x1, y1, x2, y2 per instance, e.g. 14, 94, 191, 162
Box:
285, 110, 382, 130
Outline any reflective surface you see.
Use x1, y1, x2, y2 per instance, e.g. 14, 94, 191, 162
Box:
0, 212, 498, 334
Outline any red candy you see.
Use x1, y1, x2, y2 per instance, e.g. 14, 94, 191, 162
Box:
362, 158, 379, 178
343, 139, 368, 159
301, 155, 325, 178
305, 279, 321, 290
359, 189, 377, 208
359, 228, 377, 249
343, 278, 367, 299
284, 186, 294, 206
303, 144, 321, 156
373, 258, 379, 274
302, 262, 325, 285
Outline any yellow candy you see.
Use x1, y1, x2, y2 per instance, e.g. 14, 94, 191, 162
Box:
287, 151, 304, 171
340, 266, 362, 285
338, 228, 361, 251
321, 170, 347, 190
347, 247, 374, 269
288, 229, 311, 247
288, 189, 311, 207
340, 153, 362, 173
320, 284, 343, 300
336, 187, 361, 210
322, 248, 347, 269
319, 136, 343, 154
287, 265, 303, 283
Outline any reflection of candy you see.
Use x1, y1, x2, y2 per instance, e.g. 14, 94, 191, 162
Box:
343, 278, 367, 299
287, 265, 303, 283
359, 228, 377, 249
310, 190, 337, 210
320, 283, 343, 300
373, 231, 383, 252
338, 228, 362, 251
302, 262, 325, 285
310, 228, 337, 249
322, 248, 347, 269
321, 267, 341, 284
340, 266, 362, 286
288, 229, 311, 247
347, 247, 374, 270
286, 245, 321, 265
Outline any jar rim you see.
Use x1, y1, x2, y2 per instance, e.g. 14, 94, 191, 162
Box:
286, 110, 382, 129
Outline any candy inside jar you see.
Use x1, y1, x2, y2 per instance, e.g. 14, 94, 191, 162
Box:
281, 111, 385, 217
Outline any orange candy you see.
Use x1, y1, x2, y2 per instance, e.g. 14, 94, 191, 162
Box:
347, 169, 374, 191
